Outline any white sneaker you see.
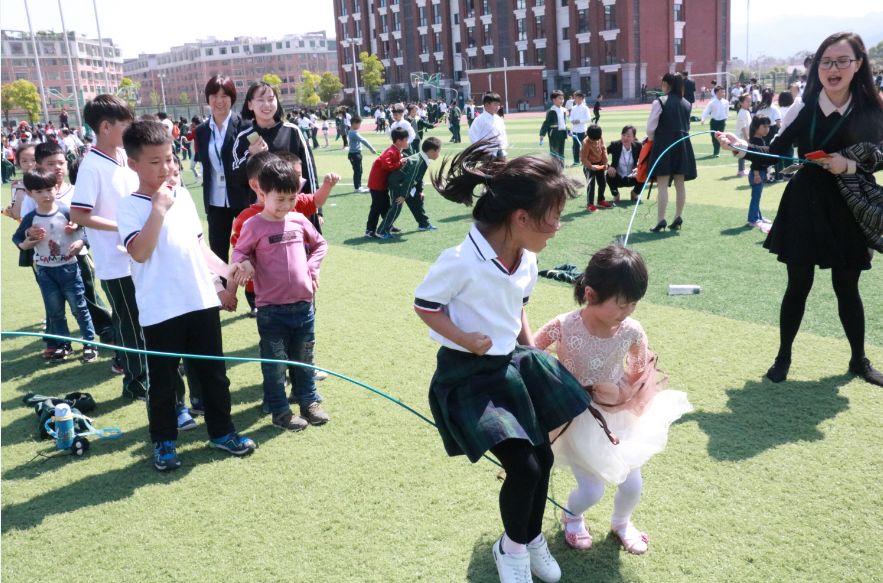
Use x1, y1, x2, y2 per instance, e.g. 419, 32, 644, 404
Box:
177, 410, 197, 431
357, 186, 370, 192
492, 538, 533, 583
527, 535, 561, 583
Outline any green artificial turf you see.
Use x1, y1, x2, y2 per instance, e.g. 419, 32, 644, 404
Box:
2, 108, 881, 582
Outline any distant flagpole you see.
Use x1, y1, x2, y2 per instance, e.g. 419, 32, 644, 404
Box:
92, 0, 112, 92
57, 0, 84, 127
23, 0, 50, 123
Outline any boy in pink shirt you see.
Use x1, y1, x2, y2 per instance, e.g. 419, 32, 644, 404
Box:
231, 157, 328, 432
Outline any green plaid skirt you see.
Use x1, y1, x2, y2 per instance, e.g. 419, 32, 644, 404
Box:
428, 346, 592, 463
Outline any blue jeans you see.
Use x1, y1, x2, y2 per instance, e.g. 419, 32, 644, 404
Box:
36, 262, 95, 349
747, 169, 766, 223
257, 302, 319, 414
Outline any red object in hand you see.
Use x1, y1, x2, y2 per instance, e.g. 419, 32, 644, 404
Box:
805, 150, 829, 160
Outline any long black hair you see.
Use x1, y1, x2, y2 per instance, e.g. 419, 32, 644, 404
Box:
662, 73, 684, 98
574, 244, 648, 305
803, 32, 883, 134
432, 139, 581, 227
240, 82, 284, 123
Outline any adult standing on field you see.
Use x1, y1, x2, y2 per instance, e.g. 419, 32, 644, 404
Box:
718, 31, 883, 387
195, 75, 252, 263
646, 73, 697, 232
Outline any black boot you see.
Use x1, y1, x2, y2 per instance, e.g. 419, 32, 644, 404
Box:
766, 357, 791, 383
849, 357, 883, 387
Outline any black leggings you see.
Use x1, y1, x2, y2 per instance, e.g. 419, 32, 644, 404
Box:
490, 439, 554, 545
777, 263, 865, 363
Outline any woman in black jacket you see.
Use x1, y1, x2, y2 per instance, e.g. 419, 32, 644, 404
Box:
195, 75, 252, 262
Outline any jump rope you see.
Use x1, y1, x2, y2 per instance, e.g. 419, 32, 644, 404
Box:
0, 132, 810, 516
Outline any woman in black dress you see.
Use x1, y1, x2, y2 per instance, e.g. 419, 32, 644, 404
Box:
718, 32, 883, 387
646, 73, 697, 232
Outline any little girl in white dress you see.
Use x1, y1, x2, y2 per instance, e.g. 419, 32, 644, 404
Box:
536, 244, 693, 555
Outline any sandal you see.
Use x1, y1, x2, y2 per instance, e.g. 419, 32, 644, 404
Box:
612, 523, 649, 555
561, 512, 592, 550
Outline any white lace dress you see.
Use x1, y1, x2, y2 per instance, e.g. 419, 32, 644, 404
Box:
535, 311, 693, 484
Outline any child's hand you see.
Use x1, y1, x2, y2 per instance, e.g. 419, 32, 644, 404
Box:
218, 289, 238, 311
323, 173, 341, 187
821, 153, 848, 175
311, 274, 320, 291
230, 261, 254, 286
247, 135, 268, 156
63, 221, 78, 234
715, 132, 742, 150
153, 184, 175, 212
68, 240, 84, 255
752, 171, 762, 185
460, 332, 492, 356
27, 226, 46, 241
539, 137, 544, 146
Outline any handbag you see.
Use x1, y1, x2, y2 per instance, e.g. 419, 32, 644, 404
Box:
635, 138, 654, 184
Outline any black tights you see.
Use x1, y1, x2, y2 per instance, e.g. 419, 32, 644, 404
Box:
777, 264, 865, 363
490, 439, 554, 545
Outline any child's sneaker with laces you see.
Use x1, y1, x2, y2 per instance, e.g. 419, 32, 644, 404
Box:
209, 432, 257, 456
300, 401, 330, 425
271, 410, 308, 432
153, 440, 182, 471
492, 537, 532, 583
47, 345, 73, 363
527, 534, 561, 583
81, 346, 99, 363
177, 409, 197, 431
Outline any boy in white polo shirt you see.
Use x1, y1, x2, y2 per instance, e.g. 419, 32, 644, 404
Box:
117, 120, 256, 471
69, 95, 147, 399
568, 91, 591, 166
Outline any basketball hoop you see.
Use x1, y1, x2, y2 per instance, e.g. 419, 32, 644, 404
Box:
410, 73, 424, 89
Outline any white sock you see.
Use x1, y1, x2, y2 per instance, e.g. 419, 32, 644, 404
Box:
501, 533, 527, 555
527, 533, 544, 547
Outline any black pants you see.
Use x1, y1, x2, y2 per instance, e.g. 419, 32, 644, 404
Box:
348, 152, 364, 190
777, 264, 866, 364
491, 439, 554, 544
311, 127, 319, 149
709, 119, 727, 156
206, 205, 244, 264
607, 174, 643, 199
571, 131, 586, 165
101, 276, 148, 397
366, 189, 390, 233
76, 253, 113, 342
585, 167, 607, 205
143, 307, 234, 442
548, 129, 567, 161
450, 124, 461, 143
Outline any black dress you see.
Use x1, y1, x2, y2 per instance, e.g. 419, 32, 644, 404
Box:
648, 94, 697, 181
761, 96, 880, 270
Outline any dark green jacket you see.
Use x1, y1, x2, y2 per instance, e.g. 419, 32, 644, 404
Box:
389, 153, 429, 199
539, 109, 564, 138
449, 106, 462, 126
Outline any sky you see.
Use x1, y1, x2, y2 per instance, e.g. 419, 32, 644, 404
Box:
0, 0, 880, 61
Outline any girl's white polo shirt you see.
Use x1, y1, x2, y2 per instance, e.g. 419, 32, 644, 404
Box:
414, 224, 537, 355
116, 186, 220, 327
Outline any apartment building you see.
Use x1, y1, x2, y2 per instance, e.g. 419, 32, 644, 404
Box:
334, 0, 730, 107
122, 32, 338, 110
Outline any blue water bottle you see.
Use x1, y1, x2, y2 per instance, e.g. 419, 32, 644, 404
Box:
53, 403, 75, 450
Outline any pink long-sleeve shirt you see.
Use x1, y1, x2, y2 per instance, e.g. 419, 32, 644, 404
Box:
231, 211, 327, 307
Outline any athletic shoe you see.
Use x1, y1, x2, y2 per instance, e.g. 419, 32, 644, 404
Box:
314, 369, 329, 381
209, 432, 257, 456
492, 538, 532, 583
271, 409, 309, 432
418, 223, 438, 231
122, 385, 148, 401
300, 401, 330, 426
357, 187, 370, 192
376, 232, 393, 240
80, 346, 99, 363
598, 200, 615, 209
365, 230, 377, 238
110, 360, 124, 375
41, 347, 56, 360
390, 226, 402, 233
585, 204, 598, 213
47, 345, 73, 363
177, 409, 197, 431
189, 398, 205, 417
154, 440, 182, 471
248, 308, 258, 318
527, 534, 561, 583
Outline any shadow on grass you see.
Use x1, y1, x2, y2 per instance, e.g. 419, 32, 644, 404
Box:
438, 213, 474, 224
719, 225, 754, 236
615, 230, 679, 245
465, 530, 629, 582
684, 374, 851, 461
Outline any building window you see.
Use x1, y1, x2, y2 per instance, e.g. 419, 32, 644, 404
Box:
420, 34, 428, 54
352, 0, 359, 12
483, 23, 491, 42
454, 13, 459, 24
560, 0, 567, 6
674, 3, 685, 21
535, 15, 545, 38
675, 37, 685, 56
465, 0, 474, 18
381, 14, 388, 32
580, 44, 591, 67
419, 6, 427, 26
535, 0, 544, 6
604, 40, 617, 65
604, 5, 616, 30
393, 13, 401, 31
10, 42, 24, 55
205, 48, 213, 56
434, 32, 442, 50
561, 26, 569, 41
276, 42, 282, 49
354, 21, 362, 37
577, 9, 588, 33
563, 59, 570, 72
516, 18, 526, 41
232, 46, 239, 53
433, 5, 442, 25
341, 0, 348, 16
536, 47, 545, 65
467, 26, 476, 48
220, 47, 227, 54
482, 0, 490, 13
516, 0, 526, 9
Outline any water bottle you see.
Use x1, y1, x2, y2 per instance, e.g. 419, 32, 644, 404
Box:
53, 403, 75, 450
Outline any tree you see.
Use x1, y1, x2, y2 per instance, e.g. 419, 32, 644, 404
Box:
359, 52, 385, 100
296, 71, 322, 106
385, 84, 408, 104
178, 92, 190, 106
262, 73, 283, 94
2, 80, 42, 123
318, 72, 344, 103
1, 86, 14, 124
149, 90, 161, 107
118, 77, 140, 108
869, 40, 883, 70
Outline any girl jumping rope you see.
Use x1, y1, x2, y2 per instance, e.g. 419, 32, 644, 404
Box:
414, 141, 599, 583
535, 244, 693, 555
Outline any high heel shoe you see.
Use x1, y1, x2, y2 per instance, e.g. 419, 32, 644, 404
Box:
650, 219, 667, 233
669, 216, 684, 230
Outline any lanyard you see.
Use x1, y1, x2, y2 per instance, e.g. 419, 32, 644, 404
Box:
809, 103, 852, 151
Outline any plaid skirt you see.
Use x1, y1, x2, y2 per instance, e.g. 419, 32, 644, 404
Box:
428, 346, 592, 463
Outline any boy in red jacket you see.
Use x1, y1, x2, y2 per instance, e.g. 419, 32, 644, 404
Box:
365, 127, 409, 239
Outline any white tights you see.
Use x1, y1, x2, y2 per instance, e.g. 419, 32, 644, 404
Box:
566, 467, 643, 530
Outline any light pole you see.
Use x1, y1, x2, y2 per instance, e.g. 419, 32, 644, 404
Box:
23, 0, 49, 124
57, 0, 83, 128
158, 74, 167, 112
346, 38, 362, 113
503, 57, 510, 114
459, 54, 470, 105
92, 0, 111, 92
745, 0, 750, 73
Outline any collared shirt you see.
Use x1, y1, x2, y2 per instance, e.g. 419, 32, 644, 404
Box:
701, 97, 730, 122
208, 111, 232, 208
414, 224, 537, 355
468, 111, 509, 154
569, 102, 590, 133
617, 145, 634, 177
553, 105, 566, 130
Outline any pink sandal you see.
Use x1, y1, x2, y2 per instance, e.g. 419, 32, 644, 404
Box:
561, 512, 593, 550
612, 523, 649, 555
